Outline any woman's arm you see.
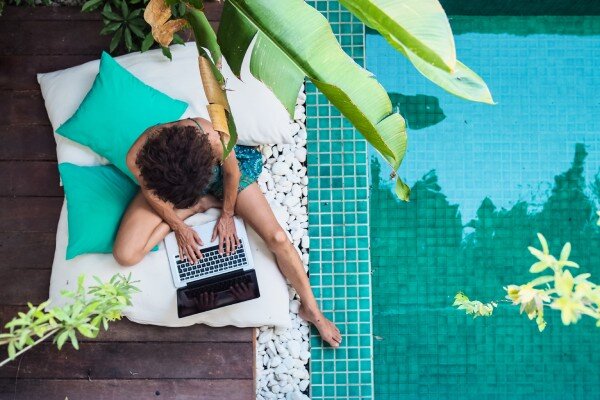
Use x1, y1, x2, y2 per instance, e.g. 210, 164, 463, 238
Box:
211, 149, 241, 255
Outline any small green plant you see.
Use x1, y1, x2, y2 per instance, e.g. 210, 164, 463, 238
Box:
0, 273, 139, 367
454, 232, 600, 332
81, 0, 158, 53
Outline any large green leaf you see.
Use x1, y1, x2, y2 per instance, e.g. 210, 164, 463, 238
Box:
185, 8, 221, 65
339, 0, 456, 73
217, 0, 409, 195
341, 0, 493, 104
396, 39, 495, 104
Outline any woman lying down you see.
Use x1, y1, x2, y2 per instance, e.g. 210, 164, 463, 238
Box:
112, 117, 341, 348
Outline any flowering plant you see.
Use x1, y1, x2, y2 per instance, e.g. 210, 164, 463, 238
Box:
454, 232, 600, 332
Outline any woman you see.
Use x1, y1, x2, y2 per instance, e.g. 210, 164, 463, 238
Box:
113, 117, 341, 347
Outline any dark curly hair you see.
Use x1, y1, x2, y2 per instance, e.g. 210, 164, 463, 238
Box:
136, 124, 215, 209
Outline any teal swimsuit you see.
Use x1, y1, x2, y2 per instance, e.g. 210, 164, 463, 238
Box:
189, 118, 263, 200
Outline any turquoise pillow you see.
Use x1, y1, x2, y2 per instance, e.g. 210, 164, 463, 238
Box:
59, 163, 139, 260
57, 51, 188, 181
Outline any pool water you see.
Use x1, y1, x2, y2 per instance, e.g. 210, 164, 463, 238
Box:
368, 16, 600, 400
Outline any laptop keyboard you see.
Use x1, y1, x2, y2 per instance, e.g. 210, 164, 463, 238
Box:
176, 239, 247, 282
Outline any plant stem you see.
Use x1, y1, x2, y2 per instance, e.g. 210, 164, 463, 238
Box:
0, 329, 59, 368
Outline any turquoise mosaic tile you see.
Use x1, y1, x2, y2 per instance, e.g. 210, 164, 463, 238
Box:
306, 1, 373, 399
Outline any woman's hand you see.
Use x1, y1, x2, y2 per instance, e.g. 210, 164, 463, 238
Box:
174, 224, 203, 263
212, 213, 240, 255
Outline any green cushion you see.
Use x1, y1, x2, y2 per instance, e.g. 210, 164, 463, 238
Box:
57, 51, 188, 181
59, 163, 139, 260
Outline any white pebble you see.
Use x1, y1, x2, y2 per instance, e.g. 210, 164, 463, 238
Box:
272, 162, 289, 176
281, 384, 293, 394
299, 350, 310, 362
262, 146, 273, 159
283, 357, 295, 370
270, 355, 282, 368
274, 365, 287, 375
301, 236, 309, 249
291, 184, 302, 198
287, 340, 301, 359
291, 391, 309, 400
284, 195, 300, 208
290, 329, 303, 341
294, 148, 307, 163
299, 380, 309, 391
289, 300, 300, 314
289, 122, 300, 134
258, 331, 272, 344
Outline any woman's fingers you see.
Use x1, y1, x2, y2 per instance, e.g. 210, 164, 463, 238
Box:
225, 235, 231, 255
186, 244, 198, 263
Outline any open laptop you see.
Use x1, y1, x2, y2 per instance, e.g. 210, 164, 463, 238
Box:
164, 217, 260, 318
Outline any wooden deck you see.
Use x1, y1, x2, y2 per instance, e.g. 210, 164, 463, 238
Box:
0, 5, 256, 400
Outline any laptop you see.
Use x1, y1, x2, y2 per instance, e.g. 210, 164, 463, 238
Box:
164, 216, 260, 318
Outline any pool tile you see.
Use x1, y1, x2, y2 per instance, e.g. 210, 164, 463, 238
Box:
307, 1, 373, 399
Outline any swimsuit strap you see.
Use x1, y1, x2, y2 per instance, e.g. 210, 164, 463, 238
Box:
188, 118, 206, 135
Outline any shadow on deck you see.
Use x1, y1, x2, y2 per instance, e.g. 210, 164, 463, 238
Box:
0, 5, 255, 399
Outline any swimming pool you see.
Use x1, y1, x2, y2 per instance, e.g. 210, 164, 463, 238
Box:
368, 9, 600, 400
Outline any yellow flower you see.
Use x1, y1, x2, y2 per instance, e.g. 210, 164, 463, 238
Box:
528, 233, 579, 273
504, 283, 550, 323
554, 269, 575, 297
550, 296, 582, 325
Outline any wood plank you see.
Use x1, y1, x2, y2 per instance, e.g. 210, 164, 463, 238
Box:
1, 5, 221, 56
0, 232, 56, 270
0, 306, 252, 343
0, 342, 254, 379
0, 378, 254, 400
2, 4, 103, 20
0, 269, 51, 305
0, 161, 62, 197
0, 55, 100, 90
0, 91, 48, 126
0, 20, 110, 56
0, 125, 57, 161
0, 197, 62, 232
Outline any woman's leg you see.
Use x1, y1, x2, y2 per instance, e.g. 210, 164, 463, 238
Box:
113, 192, 220, 266
235, 183, 342, 347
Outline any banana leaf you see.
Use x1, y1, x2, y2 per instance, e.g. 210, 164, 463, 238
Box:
393, 36, 494, 104
217, 0, 410, 199
185, 9, 237, 157
340, 0, 493, 104
339, 0, 456, 73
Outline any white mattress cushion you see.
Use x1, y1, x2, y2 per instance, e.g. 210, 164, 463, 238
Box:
50, 202, 291, 328
37, 43, 294, 167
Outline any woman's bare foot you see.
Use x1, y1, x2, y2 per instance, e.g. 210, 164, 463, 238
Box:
299, 303, 342, 348
194, 195, 222, 213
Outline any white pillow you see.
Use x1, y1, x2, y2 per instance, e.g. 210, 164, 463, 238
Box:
49, 202, 291, 328
37, 43, 294, 166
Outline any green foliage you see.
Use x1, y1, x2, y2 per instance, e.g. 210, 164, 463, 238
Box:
217, 0, 410, 197
0, 273, 139, 367
81, 0, 152, 53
